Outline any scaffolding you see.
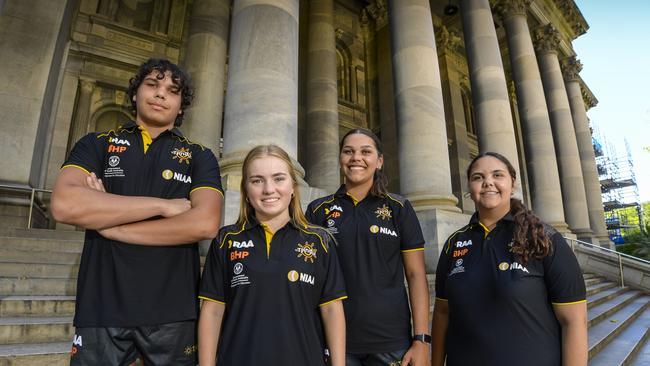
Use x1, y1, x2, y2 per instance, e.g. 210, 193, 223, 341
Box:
595, 133, 642, 244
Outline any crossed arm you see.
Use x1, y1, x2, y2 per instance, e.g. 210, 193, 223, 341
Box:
51, 167, 222, 245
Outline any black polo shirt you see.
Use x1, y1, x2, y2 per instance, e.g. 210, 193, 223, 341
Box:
307, 186, 425, 353
435, 213, 586, 366
199, 218, 347, 366
62, 120, 223, 327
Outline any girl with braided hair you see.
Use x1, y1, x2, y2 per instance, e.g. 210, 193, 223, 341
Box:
431, 152, 588, 366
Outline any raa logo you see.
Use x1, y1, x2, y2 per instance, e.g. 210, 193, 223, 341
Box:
456, 240, 472, 248
229, 239, 254, 249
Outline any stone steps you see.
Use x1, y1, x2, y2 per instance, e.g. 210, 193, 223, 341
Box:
586, 280, 618, 296
589, 305, 650, 366
588, 286, 631, 309
0, 342, 70, 366
0, 316, 74, 345
0, 296, 75, 317
0, 262, 79, 279
588, 289, 643, 327
0, 277, 77, 296
588, 295, 650, 358
630, 328, 650, 365
0, 248, 81, 265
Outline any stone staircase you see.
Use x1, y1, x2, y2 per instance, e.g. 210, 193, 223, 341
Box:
1, 229, 649, 365
0, 228, 80, 365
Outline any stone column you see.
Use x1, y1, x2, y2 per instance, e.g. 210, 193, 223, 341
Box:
388, 0, 458, 212
182, 0, 230, 153
459, 0, 521, 179
221, 0, 300, 173
534, 24, 592, 240
67, 78, 95, 151
304, 0, 339, 192
389, 0, 468, 275
562, 57, 611, 246
494, 0, 568, 231
219, 0, 301, 224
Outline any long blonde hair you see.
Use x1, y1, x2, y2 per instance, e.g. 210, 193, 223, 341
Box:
237, 145, 309, 228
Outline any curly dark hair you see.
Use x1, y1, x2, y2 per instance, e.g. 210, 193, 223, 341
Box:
126, 58, 194, 127
467, 152, 551, 264
340, 128, 388, 198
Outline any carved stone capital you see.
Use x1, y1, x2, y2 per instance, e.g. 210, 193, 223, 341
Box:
561, 56, 583, 81
435, 25, 462, 54
365, 0, 388, 29
492, 0, 530, 20
79, 78, 96, 94
552, 0, 588, 36
533, 24, 560, 54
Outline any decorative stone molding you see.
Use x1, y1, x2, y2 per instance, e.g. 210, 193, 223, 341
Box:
581, 83, 598, 109
561, 56, 583, 81
435, 25, 462, 54
532, 24, 560, 54
492, 0, 530, 20
365, 0, 388, 29
551, 0, 588, 36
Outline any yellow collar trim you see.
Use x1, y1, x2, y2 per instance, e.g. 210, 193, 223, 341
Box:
346, 192, 359, 206
139, 126, 153, 154
260, 223, 274, 258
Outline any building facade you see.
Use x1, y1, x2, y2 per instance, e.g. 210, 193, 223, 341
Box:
0, 0, 611, 270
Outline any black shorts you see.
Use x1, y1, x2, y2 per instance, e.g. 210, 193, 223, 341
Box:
69, 320, 197, 366
345, 348, 409, 366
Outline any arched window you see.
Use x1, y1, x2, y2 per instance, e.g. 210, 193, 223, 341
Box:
336, 43, 353, 104
460, 84, 476, 135
94, 109, 132, 133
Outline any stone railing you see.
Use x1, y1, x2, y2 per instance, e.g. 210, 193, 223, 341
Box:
566, 237, 650, 292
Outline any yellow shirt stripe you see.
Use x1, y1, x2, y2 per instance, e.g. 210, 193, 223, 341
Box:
551, 299, 587, 306
319, 295, 348, 307
401, 247, 425, 253
190, 186, 224, 198
61, 164, 91, 175
199, 296, 225, 305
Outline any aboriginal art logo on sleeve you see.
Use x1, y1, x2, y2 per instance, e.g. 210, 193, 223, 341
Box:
375, 204, 392, 220
171, 147, 192, 164
295, 242, 318, 263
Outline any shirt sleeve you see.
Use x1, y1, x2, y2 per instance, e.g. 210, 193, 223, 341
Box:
319, 231, 347, 306
199, 232, 228, 304
190, 148, 223, 196
434, 236, 453, 301
399, 199, 425, 251
62, 133, 103, 175
543, 233, 587, 304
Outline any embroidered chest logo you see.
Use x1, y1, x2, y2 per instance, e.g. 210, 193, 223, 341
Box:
375, 204, 392, 220
295, 242, 317, 263
171, 147, 192, 164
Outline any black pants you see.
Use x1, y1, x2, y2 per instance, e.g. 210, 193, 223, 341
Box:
345, 348, 409, 366
69, 320, 197, 366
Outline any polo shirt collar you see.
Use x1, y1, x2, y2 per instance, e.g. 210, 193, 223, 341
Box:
119, 120, 184, 138
469, 211, 515, 227
243, 215, 302, 231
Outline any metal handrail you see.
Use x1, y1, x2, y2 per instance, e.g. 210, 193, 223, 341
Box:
565, 236, 650, 288
0, 184, 52, 229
